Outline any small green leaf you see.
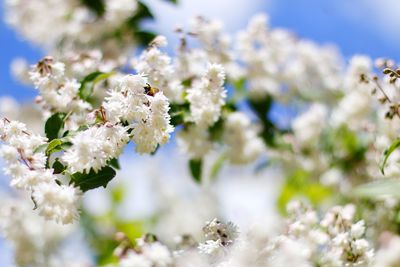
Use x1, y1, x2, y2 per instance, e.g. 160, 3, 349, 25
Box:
380, 139, 400, 175
45, 113, 66, 141
80, 0, 105, 17
70, 166, 116, 192
395, 210, 400, 224
210, 154, 226, 179
108, 158, 120, 170
182, 79, 192, 88
209, 118, 224, 142
45, 138, 71, 156
44, 139, 71, 168
354, 179, 400, 199
52, 159, 66, 174
79, 71, 114, 101
169, 103, 189, 126
189, 159, 202, 183
129, 1, 154, 25
134, 30, 157, 46
45, 139, 63, 156
248, 96, 277, 147
33, 144, 48, 154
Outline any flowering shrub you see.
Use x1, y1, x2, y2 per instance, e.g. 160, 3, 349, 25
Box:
2, 1, 400, 266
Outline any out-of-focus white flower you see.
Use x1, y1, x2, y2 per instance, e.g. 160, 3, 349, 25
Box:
177, 125, 213, 159
292, 103, 327, 146
10, 57, 30, 83
223, 112, 265, 164
5, 0, 138, 54
0, 197, 76, 266
375, 236, 400, 267
198, 239, 222, 255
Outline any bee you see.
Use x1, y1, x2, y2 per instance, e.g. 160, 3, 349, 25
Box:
144, 83, 160, 96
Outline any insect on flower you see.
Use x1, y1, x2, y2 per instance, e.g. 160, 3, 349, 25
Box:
144, 83, 160, 96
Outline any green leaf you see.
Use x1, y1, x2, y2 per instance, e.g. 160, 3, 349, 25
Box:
209, 118, 224, 142
108, 158, 120, 170
70, 166, 116, 192
395, 210, 400, 224
79, 71, 114, 101
134, 30, 157, 46
129, 1, 154, 25
45, 138, 72, 156
169, 103, 189, 126
248, 96, 277, 146
277, 169, 332, 214
189, 159, 202, 183
111, 186, 125, 204
210, 154, 226, 179
33, 144, 48, 154
44, 138, 71, 168
52, 159, 66, 174
45, 113, 66, 141
380, 138, 400, 175
45, 139, 63, 156
230, 78, 246, 103
354, 179, 400, 199
80, 0, 105, 17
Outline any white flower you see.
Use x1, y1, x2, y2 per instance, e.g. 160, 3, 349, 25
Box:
120, 251, 152, 267
131, 93, 174, 154
177, 125, 213, 159
5, 0, 139, 53
103, 74, 174, 154
292, 103, 327, 146
223, 112, 265, 164
32, 182, 82, 224
0, 197, 75, 267
29, 57, 91, 114
198, 239, 222, 255
142, 242, 173, 267
186, 63, 226, 127
350, 221, 366, 239
63, 124, 129, 173
135, 41, 183, 100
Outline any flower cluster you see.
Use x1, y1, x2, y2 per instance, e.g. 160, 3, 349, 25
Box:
62, 124, 129, 173
186, 63, 226, 127
0, 118, 81, 224
104, 74, 174, 154
0, 197, 80, 267
29, 56, 91, 122
284, 201, 374, 266
133, 36, 183, 101
5, 0, 139, 54
110, 203, 376, 267
198, 218, 239, 256
223, 112, 265, 164
116, 234, 173, 267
